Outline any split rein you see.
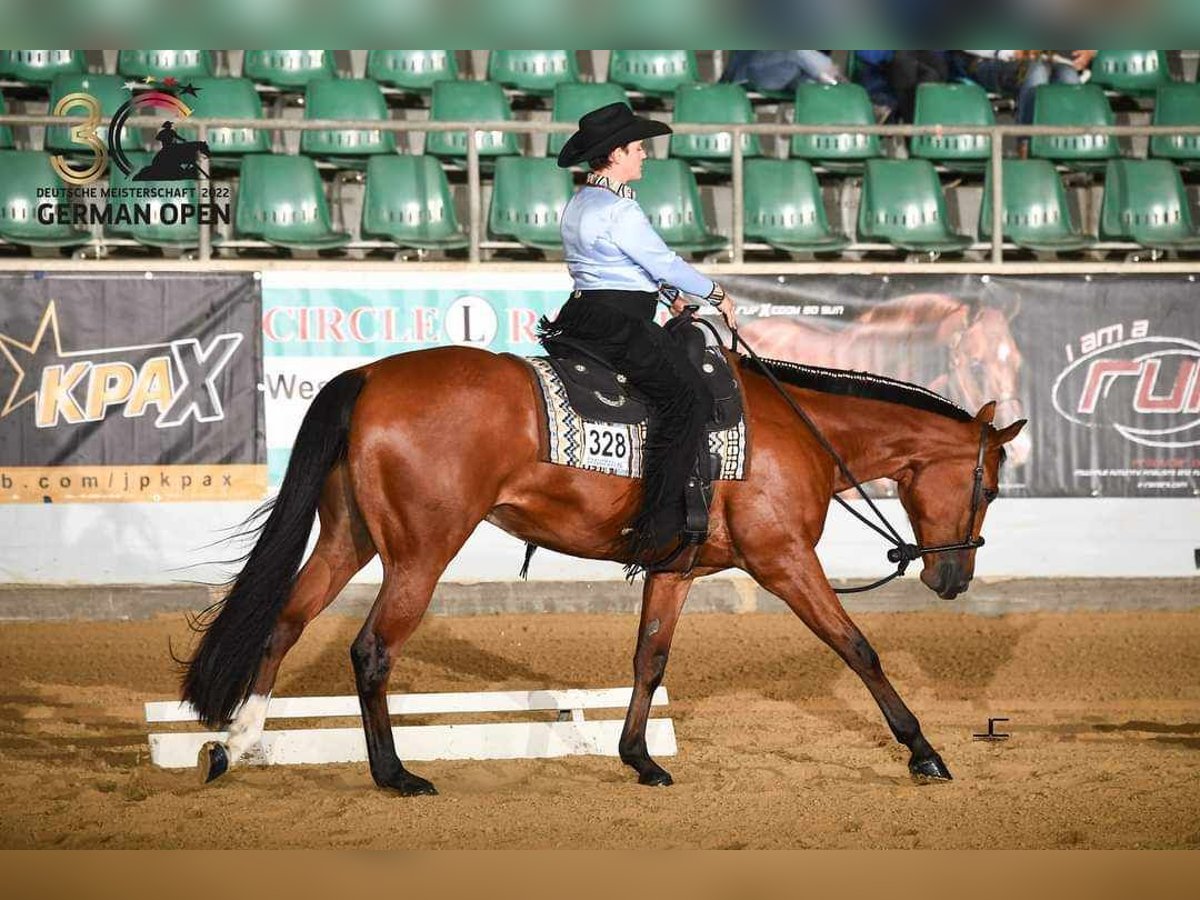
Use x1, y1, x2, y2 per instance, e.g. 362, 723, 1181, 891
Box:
680, 304, 987, 594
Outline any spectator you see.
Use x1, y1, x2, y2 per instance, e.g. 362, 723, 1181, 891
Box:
955, 50, 1096, 154
957, 50, 1096, 124
853, 50, 955, 123
720, 50, 846, 94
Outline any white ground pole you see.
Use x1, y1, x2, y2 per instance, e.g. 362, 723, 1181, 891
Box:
146, 687, 676, 769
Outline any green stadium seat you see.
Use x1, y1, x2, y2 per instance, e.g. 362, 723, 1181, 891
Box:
1099, 159, 1200, 249
366, 50, 458, 93
242, 50, 337, 89
790, 82, 881, 174
636, 158, 727, 254
548, 82, 629, 158
1029, 83, 1118, 171
45, 74, 135, 156
231, 155, 350, 250
425, 80, 520, 161
742, 159, 849, 252
300, 78, 395, 164
361, 155, 468, 250
488, 51, 579, 96
488, 156, 573, 250
118, 50, 215, 81
178, 78, 270, 162
910, 82, 993, 173
669, 83, 761, 172
0, 93, 13, 150
1089, 50, 1171, 96
857, 159, 971, 253
978, 160, 1094, 252
106, 152, 199, 250
0, 151, 91, 247
0, 50, 85, 85
1150, 83, 1200, 170
608, 50, 698, 96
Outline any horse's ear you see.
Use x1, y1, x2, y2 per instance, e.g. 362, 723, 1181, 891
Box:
974, 401, 997, 424
994, 419, 1027, 445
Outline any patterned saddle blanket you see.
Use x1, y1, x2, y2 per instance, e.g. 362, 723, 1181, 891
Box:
520, 323, 749, 481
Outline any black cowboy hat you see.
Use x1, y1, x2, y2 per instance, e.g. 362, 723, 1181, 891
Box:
556, 102, 672, 168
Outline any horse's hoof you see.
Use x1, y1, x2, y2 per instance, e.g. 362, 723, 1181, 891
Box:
380, 772, 438, 797
198, 741, 229, 784
909, 753, 953, 783
637, 766, 674, 787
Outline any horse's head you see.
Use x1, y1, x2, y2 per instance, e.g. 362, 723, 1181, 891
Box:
895, 401, 1026, 600
950, 306, 1030, 467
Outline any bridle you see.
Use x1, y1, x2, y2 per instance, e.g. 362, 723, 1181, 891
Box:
731, 326, 992, 594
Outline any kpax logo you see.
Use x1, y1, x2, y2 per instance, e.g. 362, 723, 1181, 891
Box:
0, 302, 243, 430
1051, 320, 1200, 448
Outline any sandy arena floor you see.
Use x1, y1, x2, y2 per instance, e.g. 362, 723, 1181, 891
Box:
0, 608, 1197, 849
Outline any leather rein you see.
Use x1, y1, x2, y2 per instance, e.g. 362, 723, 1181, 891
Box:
721, 320, 990, 594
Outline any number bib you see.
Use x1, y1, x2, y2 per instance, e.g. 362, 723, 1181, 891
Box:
581, 422, 638, 477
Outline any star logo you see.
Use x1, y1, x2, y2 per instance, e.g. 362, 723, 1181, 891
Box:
0, 301, 67, 418
180, 82, 201, 98
162, 76, 179, 88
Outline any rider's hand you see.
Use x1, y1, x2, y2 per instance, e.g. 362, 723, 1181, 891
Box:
670, 295, 694, 317
717, 295, 738, 331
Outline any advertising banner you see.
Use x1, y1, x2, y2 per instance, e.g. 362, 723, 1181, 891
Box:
261, 270, 577, 484
0, 272, 264, 503
724, 273, 1200, 498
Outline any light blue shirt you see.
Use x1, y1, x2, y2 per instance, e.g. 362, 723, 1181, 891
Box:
560, 182, 716, 299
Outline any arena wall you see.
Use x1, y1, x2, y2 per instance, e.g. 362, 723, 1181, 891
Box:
2, 261, 1196, 595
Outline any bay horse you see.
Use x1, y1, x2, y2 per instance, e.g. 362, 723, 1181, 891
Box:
182, 343, 1025, 795
738, 293, 1030, 468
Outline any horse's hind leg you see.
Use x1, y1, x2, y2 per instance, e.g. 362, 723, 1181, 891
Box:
204, 465, 376, 779
349, 567, 442, 795
619, 572, 693, 786
349, 512, 482, 796
747, 547, 951, 782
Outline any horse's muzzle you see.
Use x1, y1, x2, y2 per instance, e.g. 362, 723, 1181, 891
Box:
921, 559, 972, 600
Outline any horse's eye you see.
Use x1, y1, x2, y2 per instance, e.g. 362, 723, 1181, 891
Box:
983, 488, 999, 503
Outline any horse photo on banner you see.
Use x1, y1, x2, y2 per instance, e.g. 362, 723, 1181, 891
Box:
0, 272, 264, 504
722, 273, 1200, 499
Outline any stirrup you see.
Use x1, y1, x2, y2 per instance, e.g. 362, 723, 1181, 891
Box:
681, 452, 717, 545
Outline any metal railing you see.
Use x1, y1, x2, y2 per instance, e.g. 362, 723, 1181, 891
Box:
3, 111, 1200, 265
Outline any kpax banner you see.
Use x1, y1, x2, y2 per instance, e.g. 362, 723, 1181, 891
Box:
722, 273, 1200, 498
0, 272, 264, 503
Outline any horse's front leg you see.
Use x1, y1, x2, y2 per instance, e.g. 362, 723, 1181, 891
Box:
618, 571, 693, 786
746, 547, 951, 782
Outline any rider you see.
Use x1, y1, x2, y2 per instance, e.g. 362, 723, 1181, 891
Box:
540, 102, 738, 566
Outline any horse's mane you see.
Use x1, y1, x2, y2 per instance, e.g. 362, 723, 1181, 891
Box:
855, 293, 968, 327
743, 356, 976, 423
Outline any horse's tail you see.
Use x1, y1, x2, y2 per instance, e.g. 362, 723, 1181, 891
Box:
181, 369, 367, 727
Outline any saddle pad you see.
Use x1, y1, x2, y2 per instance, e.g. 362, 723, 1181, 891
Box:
526, 357, 748, 482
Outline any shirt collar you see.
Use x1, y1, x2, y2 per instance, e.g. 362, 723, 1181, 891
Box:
585, 171, 637, 200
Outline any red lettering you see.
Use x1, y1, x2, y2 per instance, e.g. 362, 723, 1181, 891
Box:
508, 308, 538, 345
413, 308, 438, 343
262, 308, 295, 342
1134, 358, 1196, 413
317, 307, 346, 342
1078, 359, 1141, 413
347, 308, 375, 343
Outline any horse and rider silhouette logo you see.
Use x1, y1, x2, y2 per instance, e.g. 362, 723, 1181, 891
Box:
107, 83, 211, 182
